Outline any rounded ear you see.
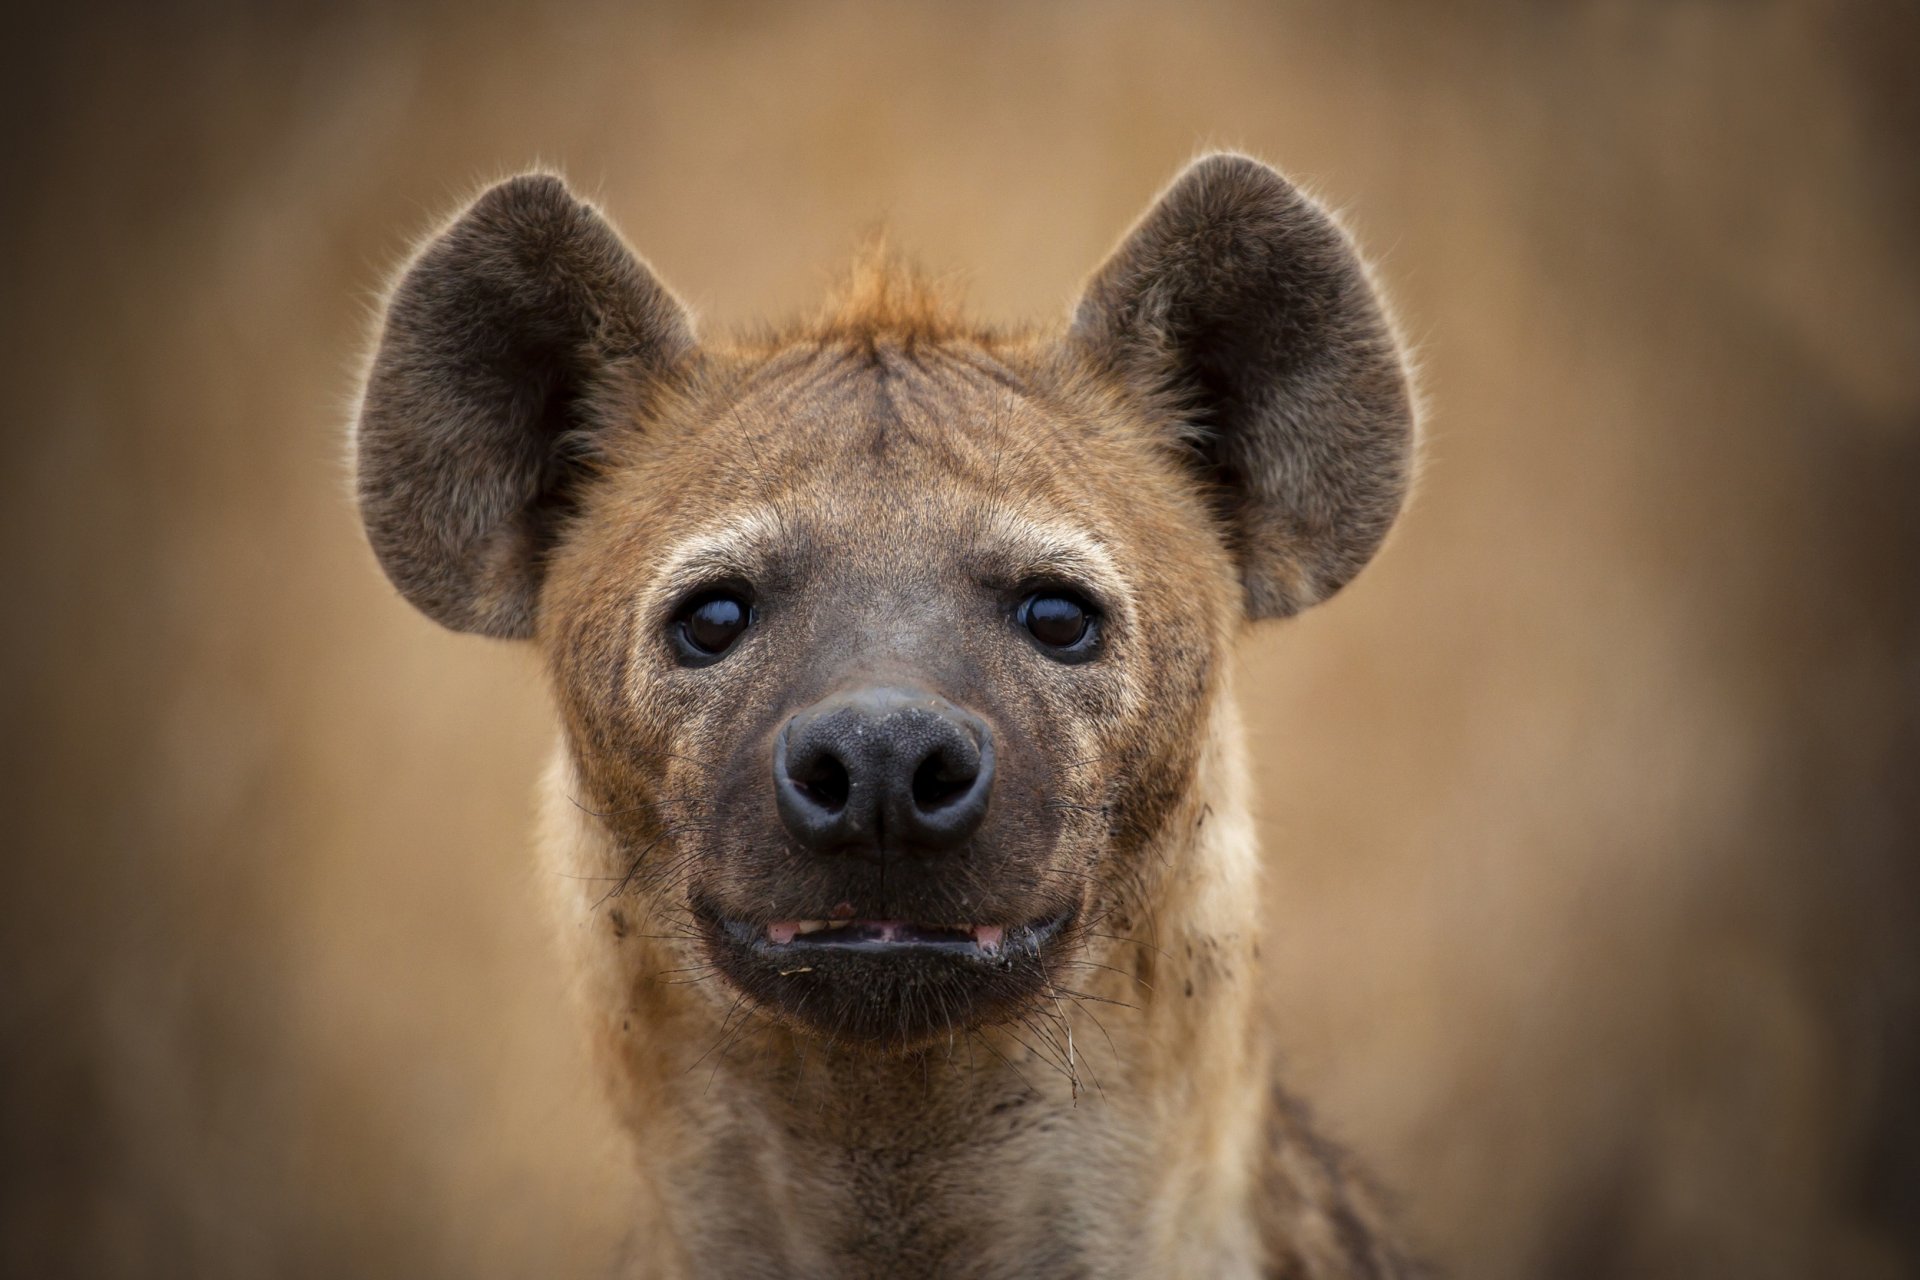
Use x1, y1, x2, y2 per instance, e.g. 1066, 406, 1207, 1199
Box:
353, 174, 694, 638
1071, 153, 1415, 619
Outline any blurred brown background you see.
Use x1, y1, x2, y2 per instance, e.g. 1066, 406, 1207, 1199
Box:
3, 1, 1915, 1276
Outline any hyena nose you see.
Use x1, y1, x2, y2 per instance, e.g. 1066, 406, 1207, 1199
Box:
774, 686, 994, 856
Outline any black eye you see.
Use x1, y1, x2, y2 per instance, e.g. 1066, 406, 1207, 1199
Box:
1018, 591, 1098, 659
674, 590, 753, 662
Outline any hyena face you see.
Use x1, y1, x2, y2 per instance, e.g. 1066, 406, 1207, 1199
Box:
541, 338, 1235, 1046
355, 156, 1412, 1051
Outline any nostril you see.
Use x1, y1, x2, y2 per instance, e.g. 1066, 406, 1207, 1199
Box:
911, 752, 977, 812
791, 753, 851, 812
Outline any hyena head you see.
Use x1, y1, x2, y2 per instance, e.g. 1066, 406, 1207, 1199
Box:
354, 155, 1412, 1052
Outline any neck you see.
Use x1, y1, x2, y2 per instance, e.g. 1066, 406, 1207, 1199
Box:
540, 695, 1272, 1279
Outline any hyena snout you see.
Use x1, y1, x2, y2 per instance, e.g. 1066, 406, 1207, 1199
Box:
773, 686, 995, 857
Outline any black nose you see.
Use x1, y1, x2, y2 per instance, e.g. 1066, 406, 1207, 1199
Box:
774, 686, 994, 856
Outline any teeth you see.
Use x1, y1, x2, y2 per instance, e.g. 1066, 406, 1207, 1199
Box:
767, 920, 829, 944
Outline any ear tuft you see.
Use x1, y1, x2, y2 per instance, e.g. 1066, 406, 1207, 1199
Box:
354, 173, 693, 638
1072, 153, 1415, 618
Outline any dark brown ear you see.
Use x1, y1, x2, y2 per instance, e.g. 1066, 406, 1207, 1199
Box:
1072, 153, 1414, 619
354, 173, 694, 638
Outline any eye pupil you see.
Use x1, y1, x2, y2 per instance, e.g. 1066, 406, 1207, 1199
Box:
680, 593, 751, 658
1022, 593, 1091, 651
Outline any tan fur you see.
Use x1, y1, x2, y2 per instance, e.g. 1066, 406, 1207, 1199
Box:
355, 154, 1421, 1277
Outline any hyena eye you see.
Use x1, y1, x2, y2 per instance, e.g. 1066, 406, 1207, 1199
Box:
1017, 590, 1099, 660
674, 590, 753, 663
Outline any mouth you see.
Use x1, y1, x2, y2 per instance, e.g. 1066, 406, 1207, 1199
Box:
699, 907, 1073, 1048
754, 918, 1012, 953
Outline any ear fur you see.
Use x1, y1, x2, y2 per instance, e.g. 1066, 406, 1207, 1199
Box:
354, 174, 694, 638
1072, 153, 1414, 618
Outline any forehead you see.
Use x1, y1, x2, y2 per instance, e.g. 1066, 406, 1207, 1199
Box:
715, 342, 1070, 515
612, 340, 1141, 592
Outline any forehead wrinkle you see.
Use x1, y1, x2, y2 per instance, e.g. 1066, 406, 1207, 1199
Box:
887, 348, 1039, 428
711, 348, 869, 452
872, 368, 1042, 499
932, 344, 1048, 410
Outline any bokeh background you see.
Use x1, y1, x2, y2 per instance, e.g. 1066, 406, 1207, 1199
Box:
4, 2, 1916, 1276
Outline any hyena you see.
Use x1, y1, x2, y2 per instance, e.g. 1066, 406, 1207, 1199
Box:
354, 153, 1420, 1278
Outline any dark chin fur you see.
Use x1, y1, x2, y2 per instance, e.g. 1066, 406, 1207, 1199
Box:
696, 906, 1076, 1051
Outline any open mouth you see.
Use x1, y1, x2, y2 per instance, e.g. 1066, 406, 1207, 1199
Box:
700, 908, 1074, 1047
757, 918, 1008, 953
724, 914, 1065, 961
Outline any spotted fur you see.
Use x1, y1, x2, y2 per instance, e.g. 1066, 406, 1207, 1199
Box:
354, 153, 1423, 1278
